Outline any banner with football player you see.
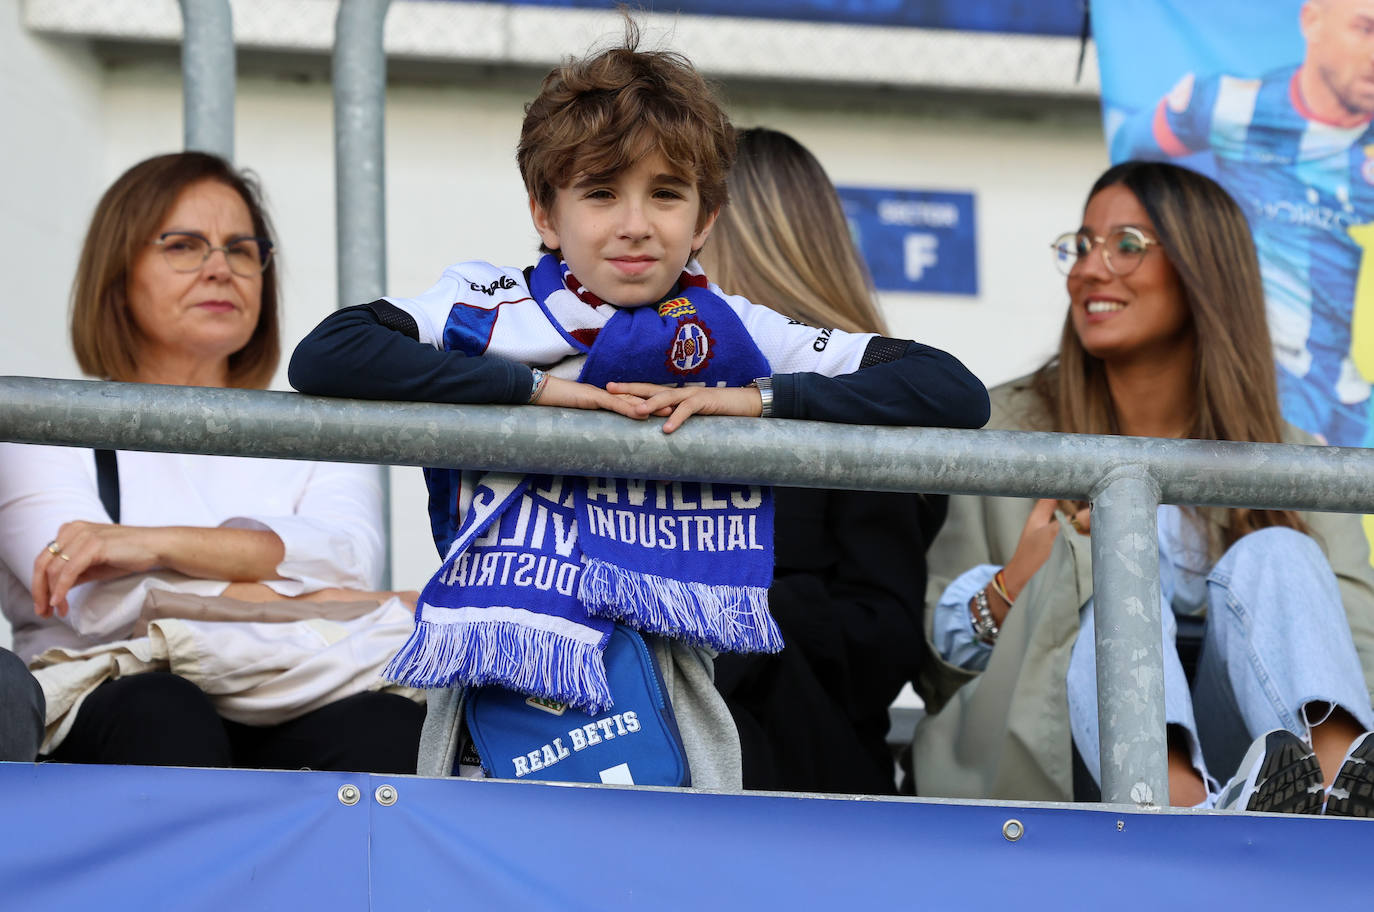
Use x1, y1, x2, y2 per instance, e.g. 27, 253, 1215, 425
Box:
1096, 0, 1374, 451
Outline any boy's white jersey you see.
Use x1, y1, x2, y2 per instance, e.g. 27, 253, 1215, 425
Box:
384, 258, 875, 377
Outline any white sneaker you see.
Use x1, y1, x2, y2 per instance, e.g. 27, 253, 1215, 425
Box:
1325, 731, 1374, 818
1214, 729, 1323, 814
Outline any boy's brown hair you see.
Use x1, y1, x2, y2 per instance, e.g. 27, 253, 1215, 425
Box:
517, 20, 735, 248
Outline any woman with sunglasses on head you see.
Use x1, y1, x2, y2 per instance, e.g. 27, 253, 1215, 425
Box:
912, 161, 1374, 814
0, 152, 422, 772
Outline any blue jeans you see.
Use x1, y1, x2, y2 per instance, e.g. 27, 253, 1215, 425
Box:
1067, 526, 1374, 788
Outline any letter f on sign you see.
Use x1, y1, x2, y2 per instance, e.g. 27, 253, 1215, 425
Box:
904, 233, 939, 282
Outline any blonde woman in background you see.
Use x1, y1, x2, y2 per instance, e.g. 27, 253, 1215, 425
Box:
699, 126, 951, 794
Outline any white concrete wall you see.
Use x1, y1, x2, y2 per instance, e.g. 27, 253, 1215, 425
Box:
0, 9, 104, 647
0, 6, 103, 383
0, 12, 1109, 644
723, 101, 1106, 384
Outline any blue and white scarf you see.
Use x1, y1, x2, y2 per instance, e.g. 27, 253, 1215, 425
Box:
384, 255, 782, 712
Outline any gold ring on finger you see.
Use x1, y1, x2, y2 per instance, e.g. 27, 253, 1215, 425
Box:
46, 540, 63, 556
1068, 516, 1085, 533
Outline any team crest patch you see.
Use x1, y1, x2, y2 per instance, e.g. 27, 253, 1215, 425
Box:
658, 297, 696, 319
668, 318, 713, 374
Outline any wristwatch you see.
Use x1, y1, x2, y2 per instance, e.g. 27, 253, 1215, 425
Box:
749, 376, 774, 418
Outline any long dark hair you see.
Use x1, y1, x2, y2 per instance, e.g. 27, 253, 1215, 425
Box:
1031, 160, 1306, 548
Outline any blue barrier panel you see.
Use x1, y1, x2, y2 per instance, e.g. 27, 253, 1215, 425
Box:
4, 762, 1372, 910
370, 775, 1374, 909
0, 763, 370, 912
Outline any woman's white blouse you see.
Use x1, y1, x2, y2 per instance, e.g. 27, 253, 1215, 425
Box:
0, 443, 384, 662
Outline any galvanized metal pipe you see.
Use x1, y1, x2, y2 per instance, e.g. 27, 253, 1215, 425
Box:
333, 0, 392, 583
178, 0, 235, 160
1090, 468, 1168, 806
6, 376, 1368, 807
3, 378, 1374, 513
333, 0, 391, 311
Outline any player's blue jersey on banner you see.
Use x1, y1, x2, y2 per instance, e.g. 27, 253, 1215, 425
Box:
1112, 65, 1374, 446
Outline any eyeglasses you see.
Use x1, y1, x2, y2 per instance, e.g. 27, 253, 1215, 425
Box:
151, 231, 274, 277
1050, 227, 1159, 277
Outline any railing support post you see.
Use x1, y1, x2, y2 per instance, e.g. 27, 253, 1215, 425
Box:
178, 0, 235, 160
334, 0, 393, 586
1090, 466, 1169, 806
333, 0, 391, 311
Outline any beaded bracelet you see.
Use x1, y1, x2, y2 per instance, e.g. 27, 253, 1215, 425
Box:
971, 587, 1000, 645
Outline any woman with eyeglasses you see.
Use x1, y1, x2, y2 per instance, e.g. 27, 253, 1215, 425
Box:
912, 161, 1374, 814
0, 152, 423, 771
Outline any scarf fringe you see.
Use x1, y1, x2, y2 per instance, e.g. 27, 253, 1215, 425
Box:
578, 557, 783, 653
384, 616, 614, 714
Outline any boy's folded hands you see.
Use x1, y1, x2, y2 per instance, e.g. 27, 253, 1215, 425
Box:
531, 376, 763, 434
606, 382, 763, 433
534, 375, 652, 420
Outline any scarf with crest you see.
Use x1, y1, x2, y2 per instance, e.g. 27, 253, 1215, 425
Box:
384, 254, 782, 712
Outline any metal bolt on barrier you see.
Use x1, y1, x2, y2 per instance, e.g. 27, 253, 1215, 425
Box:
1002, 819, 1024, 842
338, 784, 361, 806
375, 784, 397, 806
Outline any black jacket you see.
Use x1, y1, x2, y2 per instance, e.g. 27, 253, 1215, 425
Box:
715, 486, 946, 795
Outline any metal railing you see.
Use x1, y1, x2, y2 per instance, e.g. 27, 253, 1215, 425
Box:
178, 0, 235, 160
332, 0, 394, 585
176, 0, 396, 583
177, 0, 396, 343
6, 375, 1374, 806
333, 0, 391, 316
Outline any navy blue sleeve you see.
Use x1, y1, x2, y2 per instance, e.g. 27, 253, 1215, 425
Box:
770, 339, 989, 428
288, 302, 533, 405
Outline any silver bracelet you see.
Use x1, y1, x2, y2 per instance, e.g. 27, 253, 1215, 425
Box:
971, 587, 1000, 645
749, 376, 774, 418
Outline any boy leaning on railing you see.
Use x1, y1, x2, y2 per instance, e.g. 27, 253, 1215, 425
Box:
289, 21, 988, 789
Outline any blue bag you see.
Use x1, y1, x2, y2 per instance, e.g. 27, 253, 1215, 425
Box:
463, 625, 691, 787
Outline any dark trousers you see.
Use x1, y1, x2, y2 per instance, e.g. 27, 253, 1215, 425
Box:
0, 648, 45, 762
49, 672, 424, 774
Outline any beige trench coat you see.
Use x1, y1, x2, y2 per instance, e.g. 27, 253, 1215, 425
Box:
912, 378, 1374, 802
